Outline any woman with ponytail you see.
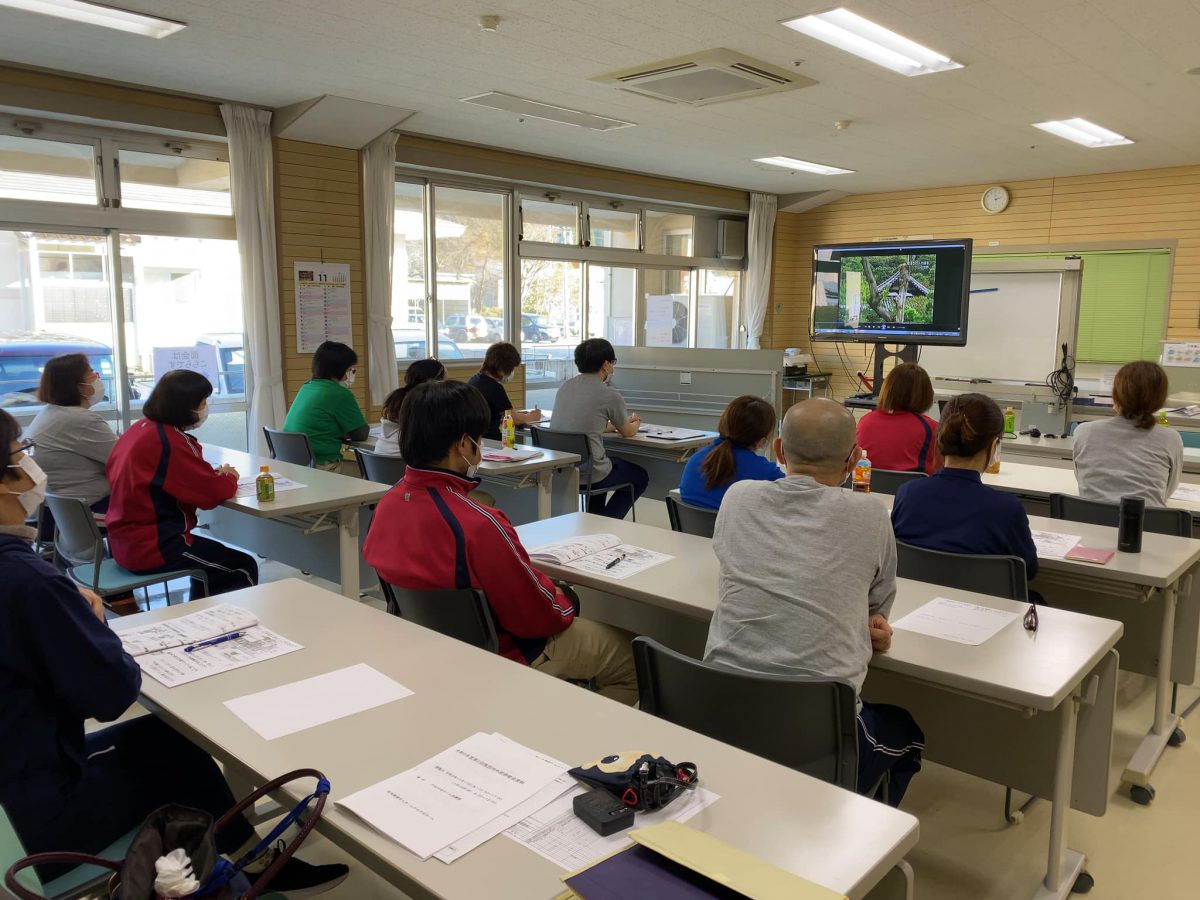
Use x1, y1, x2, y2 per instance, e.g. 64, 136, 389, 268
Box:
891, 392, 1039, 583
679, 395, 783, 509
1074, 361, 1182, 506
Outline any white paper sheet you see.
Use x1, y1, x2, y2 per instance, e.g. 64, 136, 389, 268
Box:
1031, 529, 1082, 559
505, 784, 719, 872
529, 534, 622, 565
235, 474, 308, 498
137, 626, 303, 687
637, 425, 709, 441
118, 604, 258, 657
564, 544, 673, 580
481, 447, 543, 463
1171, 484, 1200, 502
224, 663, 412, 740
891, 597, 1020, 646
337, 732, 568, 860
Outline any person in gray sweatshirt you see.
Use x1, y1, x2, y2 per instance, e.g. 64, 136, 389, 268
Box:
704, 398, 923, 805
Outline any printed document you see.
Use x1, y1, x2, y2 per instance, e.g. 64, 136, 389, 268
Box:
528, 534, 672, 580
337, 732, 568, 860
505, 783, 719, 872
224, 663, 412, 740
1031, 529, 1082, 559
235, 474, 307, 498
138, 627, 303, 688
636, 425, 709, 441
117, 604, 258, 657
891, 597, 1020, 646
1171, 484, 1200, 503
481, 446, 543, 462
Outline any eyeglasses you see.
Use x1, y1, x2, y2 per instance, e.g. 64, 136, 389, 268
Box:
1023, 603, 1039, 632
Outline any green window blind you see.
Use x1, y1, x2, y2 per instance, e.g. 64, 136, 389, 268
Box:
976, 249, 1170, 364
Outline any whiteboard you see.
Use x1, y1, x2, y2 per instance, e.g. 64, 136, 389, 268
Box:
918, 271, 1067, 384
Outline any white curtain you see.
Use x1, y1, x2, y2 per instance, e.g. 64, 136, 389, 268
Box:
363, 130, 400, 406
744, 192, 778, 350
220, 103, 285, 454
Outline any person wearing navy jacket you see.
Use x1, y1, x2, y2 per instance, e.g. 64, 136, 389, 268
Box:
0, 409, 349, 893
891, 393, 1040, 588
679, 395, 783, 510
363, 379, 638, 705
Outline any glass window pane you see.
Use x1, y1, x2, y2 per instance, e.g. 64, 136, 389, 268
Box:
521, 259, 581, 409
123, 235, 246, 448
433, 186, 507, 361
643, 269, 690, 348
0, 230, 119, 416
521, 199, 578, 244
392, 181, 428, 363
586, 265, 636, 345
698, 269, 740, 348
0, 135, 97, 205
645, 210, 694, 256
118, 149, 233, 216
589, 207, 638, 249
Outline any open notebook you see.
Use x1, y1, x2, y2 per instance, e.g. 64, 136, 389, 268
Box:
118, 603, 259, 656
528, 534, 672, 580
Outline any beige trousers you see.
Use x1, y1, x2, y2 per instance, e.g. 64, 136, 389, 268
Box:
530, 618, 639, 706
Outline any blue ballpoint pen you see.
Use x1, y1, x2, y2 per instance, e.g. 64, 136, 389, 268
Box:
184, 631, 245, 653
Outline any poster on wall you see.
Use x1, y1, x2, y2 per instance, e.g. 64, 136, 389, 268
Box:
295, 262, 352, 353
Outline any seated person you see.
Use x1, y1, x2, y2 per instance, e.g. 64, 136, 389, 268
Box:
679, 395, 782, 509
1074, 360, 1183, 507
363, 380, 637, 705
468, 342, 543, 440
550, 339, 648, 520
892, 393, 1040, 592
376, 357, 445, 456
106, 370, 258, 601
0, 409, 346, 894
856, 363, 942, 475
704, 398, 922, 806
26, 352, 117, 537
282, 341, 369, 469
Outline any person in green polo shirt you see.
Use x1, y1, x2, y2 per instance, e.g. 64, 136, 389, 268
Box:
282, 341, 370, 469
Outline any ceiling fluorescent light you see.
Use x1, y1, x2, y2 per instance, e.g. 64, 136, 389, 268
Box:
781, 8, 962, 76
755, 155, 854, 175
1032, 118, 1133, 148
0, 0, 186, 37
461, 92, 634, 131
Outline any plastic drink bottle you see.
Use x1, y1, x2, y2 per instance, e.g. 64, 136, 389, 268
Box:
501, 411, 516, 449
853, 456, 872, 493
255, 465, 275, 501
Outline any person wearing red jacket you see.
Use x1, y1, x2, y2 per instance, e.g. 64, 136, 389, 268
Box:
106, 369, 257, 601
364, 379, 637, 705
856, 362, 943, 476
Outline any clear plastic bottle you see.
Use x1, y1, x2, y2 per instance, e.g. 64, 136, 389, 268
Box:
501, 411, 516, 449
852, 455, 872, 493
255, 465, 275, 501
1004, 406, 1016, 436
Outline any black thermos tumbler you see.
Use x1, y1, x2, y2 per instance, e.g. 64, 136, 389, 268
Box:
1118, 496, 1145, 553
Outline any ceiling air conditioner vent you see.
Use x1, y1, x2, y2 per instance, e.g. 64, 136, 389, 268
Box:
591, 49, 815, 106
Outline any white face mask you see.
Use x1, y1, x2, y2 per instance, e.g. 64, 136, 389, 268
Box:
189, 407, 209, 431
464, 437, 482, 479
501, 372, 514, 384
6, 455, 47, 516
342, 371, 357, 388
79, 374, 101, 407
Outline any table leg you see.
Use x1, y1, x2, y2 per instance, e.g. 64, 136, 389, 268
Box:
1122, 583, 1184, 800
338, 506, 360, 600
536, 470, 552, 520
1033, 693, 1088, 899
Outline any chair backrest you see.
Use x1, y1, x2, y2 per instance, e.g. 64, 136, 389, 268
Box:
44, 493, 103, 566
896, 541, 1028, 602
665, 495, 718, 538
632, 637, 859, 791
263, 427, 315, 467
1049, 492, 1192, 538
529, 427, 594, 486
1180, 430, 1200, 450
870, 469, 928, 496
378, 580, 499, 653
354, 448, 406, 485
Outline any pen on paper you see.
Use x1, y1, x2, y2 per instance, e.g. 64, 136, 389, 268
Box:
184, 631, 245, 653
605, 553, 626, 570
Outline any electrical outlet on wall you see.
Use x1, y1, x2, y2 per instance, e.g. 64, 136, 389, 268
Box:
680, 372, 692, 385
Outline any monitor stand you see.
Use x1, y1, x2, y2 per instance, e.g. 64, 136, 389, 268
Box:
844, 344, 918, 411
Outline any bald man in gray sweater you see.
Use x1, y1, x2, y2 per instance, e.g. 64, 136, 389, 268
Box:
704, 398, 924, 806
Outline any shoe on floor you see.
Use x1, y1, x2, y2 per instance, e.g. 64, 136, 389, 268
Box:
247, 846, 349, 899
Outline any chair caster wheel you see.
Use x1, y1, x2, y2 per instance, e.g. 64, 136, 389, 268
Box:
1006, 810, 1024, 825
1130, 784, 1156, 805
1168, 727, 1186, 747
1072, 871, 1094, 894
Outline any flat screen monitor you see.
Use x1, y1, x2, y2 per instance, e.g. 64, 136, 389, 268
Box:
810, 238, 972, 345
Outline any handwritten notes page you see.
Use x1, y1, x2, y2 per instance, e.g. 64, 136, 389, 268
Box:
1031, 529, 1082, 559
137, 627, 303, 688
891, 597, 1020, 646
528, 534, 672, 580
118, 604, 258, 657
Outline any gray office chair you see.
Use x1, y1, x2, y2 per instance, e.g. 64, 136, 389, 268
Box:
1048, 493, 1192, 538
665, 495, 718, 539
377, 579, 499, 654
870, 469, 928, 496
896, 540, 1030, 822
529, 427, 637, 521
263, 427, 316, 467
353, 447, 406, 485
46, 494, 208, 608
632, 636, 861, 792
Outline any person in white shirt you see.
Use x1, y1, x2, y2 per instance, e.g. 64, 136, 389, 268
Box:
376, 358, 445, 456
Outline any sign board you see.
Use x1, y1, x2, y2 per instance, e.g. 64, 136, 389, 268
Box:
153, 345, 221, 389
